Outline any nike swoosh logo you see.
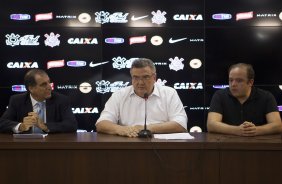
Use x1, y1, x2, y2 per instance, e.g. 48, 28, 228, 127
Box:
169, 38, 187, 44
89, 61, 109, 67
131, 15, 148, 21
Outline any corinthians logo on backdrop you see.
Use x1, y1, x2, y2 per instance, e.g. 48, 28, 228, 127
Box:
95, 11, 129, 24
96, 80, 129, 94
151, 10, 167, 25
6, 33, 40, 47
44, 32, 60, 48
169, 57, 184, 71
112, 57, 139, 70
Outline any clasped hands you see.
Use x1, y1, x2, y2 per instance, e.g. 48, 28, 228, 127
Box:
117, 125, 145, 138
19, 112, 48, 132
238, 121, 257, 136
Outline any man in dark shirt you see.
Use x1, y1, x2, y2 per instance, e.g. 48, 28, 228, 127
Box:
207, 63, 282, 136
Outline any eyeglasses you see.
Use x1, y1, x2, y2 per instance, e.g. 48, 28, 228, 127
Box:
131, 73, 155, 81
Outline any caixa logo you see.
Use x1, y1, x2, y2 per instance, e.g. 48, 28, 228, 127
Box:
67, 60, 87, 67
7, 62, 39, 68
174, 82, 203, 90
72, 107, 99, 114
12, 85, 27, 92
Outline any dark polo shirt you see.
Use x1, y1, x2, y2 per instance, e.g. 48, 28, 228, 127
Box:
209, 87, 278, 126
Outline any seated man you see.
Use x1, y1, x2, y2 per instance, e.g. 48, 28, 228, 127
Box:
0, 69, 78, 133
207, 63, 282, 136
96, 58, 188, 137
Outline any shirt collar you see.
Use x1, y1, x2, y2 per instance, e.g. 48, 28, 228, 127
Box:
30, 94, 46, 107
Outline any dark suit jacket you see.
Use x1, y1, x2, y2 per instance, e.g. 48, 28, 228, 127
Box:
0, 92, 78, 133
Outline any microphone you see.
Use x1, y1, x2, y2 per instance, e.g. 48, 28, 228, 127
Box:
138, 93, 152, 138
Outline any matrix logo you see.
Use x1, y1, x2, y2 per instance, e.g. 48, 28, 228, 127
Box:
57, 85, 77, 90
56, 15, 76, 19
7, 62, 39, 68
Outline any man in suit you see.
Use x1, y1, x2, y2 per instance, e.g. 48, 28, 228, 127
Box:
0, 69, 77, 133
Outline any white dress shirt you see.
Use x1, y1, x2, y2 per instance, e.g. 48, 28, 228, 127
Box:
97, 83, 188, 130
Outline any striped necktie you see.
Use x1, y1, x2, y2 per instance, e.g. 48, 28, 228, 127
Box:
33, 102, 45, 133
37, 102, 45, 121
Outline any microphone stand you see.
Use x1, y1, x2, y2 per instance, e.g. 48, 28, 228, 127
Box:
138, 93, 152, 138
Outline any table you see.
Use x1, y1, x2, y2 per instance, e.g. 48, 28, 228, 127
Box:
0, 133, 281, 184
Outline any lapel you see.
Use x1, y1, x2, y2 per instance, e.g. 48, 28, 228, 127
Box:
45, 94, 55, 123
24, 93, 33, 115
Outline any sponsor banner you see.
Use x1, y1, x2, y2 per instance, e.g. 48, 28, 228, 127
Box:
35, 12, 53, 21
10, 14, 31, 20
47, 60, 64, 69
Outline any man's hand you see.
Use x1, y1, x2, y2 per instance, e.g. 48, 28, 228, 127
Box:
238, 121, 257, 136
19, 113, 37, 132
117, 125, 143, 138
28, 112, 49, 132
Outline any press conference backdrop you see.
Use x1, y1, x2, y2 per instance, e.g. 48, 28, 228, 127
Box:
0, 0, 281, 131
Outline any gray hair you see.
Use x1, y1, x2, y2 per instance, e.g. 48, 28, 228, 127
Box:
130, 58, 156, 73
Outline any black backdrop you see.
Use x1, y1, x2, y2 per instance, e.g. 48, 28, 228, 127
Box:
0, 0, 281, 131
